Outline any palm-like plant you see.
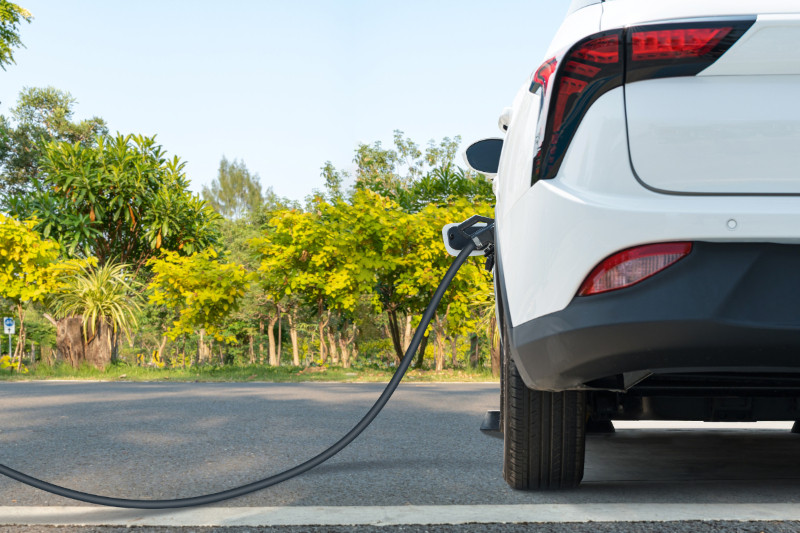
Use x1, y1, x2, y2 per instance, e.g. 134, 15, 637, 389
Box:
50, 261, 142, 347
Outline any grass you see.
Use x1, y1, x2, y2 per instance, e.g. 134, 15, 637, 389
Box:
0, 362, 499, 383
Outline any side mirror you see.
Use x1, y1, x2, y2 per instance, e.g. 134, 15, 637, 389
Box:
462, 138, 503, 178
498, 107, 512, 132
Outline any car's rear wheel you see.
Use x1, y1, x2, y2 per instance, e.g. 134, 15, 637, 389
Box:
502, 347, 586, 490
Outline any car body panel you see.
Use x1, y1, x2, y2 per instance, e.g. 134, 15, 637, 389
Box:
626, 75, 800, 195
625, 13, 800, 195
499, 88, 800, 329
600, 0, 800, 30
700, 14, 800, 75
544, 3, 602, 60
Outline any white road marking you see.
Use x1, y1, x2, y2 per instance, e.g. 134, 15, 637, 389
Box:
612, 421, 794, 430
2, 504, 800, 526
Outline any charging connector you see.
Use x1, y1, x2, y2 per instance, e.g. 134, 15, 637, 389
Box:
442, 215, 495, 271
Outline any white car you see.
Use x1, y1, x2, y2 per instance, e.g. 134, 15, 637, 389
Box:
465, 0, 800, 490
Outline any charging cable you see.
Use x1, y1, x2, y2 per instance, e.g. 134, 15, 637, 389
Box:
0, 240, 481, 509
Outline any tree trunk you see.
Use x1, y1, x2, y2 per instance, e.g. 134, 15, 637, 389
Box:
434, 331, 445, 371
469, 334, 479, 368
318, 306, 330, 364
258, 319, 265, 364
157, 335, 168, 362
287, 311, 300, 366
45, 314, 115, 371
413, 333, 430, 369
110, 330, 119, 364
83, 319, 113, 370
277, 307, 282, 363
338, 337, 348, 368
268, 313, 279, 366
327, 327, 339, 365
450, 336, 458, 367
386, 309, 404, 363
432, 305, 450, 372
197, 329, 209, 365
338, 326, 357, 369
15, 303, 25, 372
53, 317, 85, 368
197, 329, 203, 365
489, 316, 500, 377
249, 335, 255, 364
402, 314, 413, 352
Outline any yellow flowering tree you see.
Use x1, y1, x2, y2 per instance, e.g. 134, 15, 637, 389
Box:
147, 249, 253, 364
0, 213, 61, 370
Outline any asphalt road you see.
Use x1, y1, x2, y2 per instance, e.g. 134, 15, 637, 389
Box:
1, 381, 800, 531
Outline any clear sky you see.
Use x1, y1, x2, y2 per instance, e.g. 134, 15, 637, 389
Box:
1, 1, 569, 202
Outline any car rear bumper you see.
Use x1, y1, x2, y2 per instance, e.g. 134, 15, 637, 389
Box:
505, 242, 800, 391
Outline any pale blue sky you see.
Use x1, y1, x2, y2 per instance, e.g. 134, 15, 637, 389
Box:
1, 1, 569, 201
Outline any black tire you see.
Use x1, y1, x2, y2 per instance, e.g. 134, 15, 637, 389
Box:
502, 351, 586, 490
498, 322, 506, 435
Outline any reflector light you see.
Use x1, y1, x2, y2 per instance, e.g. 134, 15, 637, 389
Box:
631, 27, 733, 61
578, 242, 692, 296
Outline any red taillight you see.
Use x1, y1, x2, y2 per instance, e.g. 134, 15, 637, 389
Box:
530, 19, 753, 186
534, 32, 623, 182
550, 34, 620, 134
625, 21, 753, 84
631, 27, 733, 61
530, 57, 557, 95
573, 34, 620, 64
578, 242, 692, 296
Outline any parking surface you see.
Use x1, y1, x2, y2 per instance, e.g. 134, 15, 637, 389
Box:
1, 382, 799, 530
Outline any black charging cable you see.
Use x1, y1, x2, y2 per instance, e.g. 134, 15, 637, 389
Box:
0, 241, 478, 509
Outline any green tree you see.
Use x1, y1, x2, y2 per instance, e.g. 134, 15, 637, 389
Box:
328, 130, 477, 211
397, 163, 493, 213
253, 205, 342, 364
253, 189, 494, 367
219, 214, 279, 365
0, 1, 31, 70
352, 137, 401, 198
0, 213, 61, 370
216, 188, 299, 366
1, 87, 107, 202
11, 133, 220, 272
320, 161, 346, 202
48, 261, 142, 370
254, 132, 494, 368
347, 192, 492, 364
147, 249, 252, 364
202, 156, 264, 219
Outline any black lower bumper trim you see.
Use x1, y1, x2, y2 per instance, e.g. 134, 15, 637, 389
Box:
505, 242, 800, 391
